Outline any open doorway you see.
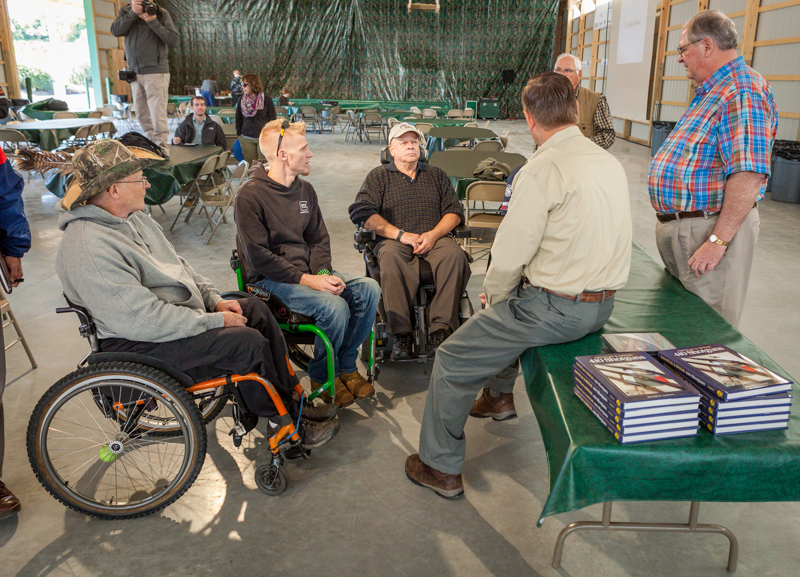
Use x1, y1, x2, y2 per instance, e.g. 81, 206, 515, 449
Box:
8, 0, 94, 109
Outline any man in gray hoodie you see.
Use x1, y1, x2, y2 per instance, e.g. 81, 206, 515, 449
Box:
53, 140, 338, 447
111, 0, 178, 154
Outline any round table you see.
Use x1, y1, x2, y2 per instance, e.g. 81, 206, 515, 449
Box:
426, 127, 497, 155
429, 150, 528, 199
18, 119, 107, 151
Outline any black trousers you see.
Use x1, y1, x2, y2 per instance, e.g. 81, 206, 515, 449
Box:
101, 298, 297, 418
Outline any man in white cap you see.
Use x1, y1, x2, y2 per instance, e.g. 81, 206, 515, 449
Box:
349, 123, 470, 360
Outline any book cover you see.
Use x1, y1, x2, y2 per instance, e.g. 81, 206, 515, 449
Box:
575, 353, 700, 409
573, 388, 698, 444
574, 377, 699, 424
600, 333, 676, 353
575, 388, 698, 433
659, 345, 793, 401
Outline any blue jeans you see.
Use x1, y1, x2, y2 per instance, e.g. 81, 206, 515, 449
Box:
256, 271, 381, 383
201, 90, 216, 107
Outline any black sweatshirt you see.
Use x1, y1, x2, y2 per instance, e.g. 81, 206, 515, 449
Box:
235, 96, 277, 138
234, 163, 332, 285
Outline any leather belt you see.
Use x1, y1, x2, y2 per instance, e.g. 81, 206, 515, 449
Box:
656, 203, 757, 223
522, 278, 615, 303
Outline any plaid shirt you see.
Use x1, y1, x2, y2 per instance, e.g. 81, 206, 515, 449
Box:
649, 56, 777, 213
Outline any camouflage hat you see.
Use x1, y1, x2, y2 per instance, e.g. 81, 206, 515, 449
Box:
62, 139, 163, 210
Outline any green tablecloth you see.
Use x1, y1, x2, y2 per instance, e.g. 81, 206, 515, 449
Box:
522, 243, 800, 525
382, 101, 451, 111
21, 99, 96, 121
407, 118, 471, 128
426, 127, 497, 155
19, 118, 106, 151
168, 95, 194, 104
429, 150, 527, 198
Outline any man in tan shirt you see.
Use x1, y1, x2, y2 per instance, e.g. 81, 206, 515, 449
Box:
405, 73, 632, 499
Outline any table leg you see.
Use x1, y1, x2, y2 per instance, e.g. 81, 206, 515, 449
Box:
551, 502, 738, 572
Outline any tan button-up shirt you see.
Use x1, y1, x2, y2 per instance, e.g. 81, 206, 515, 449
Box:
484, 126, 632, 306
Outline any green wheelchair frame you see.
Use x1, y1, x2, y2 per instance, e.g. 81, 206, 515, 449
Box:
230, 250, 377, 403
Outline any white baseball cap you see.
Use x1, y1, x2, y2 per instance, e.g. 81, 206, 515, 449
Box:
388, 122, 424, 143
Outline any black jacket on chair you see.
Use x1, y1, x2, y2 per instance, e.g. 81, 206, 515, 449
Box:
174, 115, 227, 149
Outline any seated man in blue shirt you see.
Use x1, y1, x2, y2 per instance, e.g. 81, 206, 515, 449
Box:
173, 96, 227, 149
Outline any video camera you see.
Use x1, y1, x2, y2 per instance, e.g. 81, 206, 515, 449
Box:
118, 68, 136, 83
141, 0, 159, 16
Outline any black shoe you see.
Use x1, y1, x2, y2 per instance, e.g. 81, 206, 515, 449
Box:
429, 328, 451, 351
301, 401, 339, 422
300, 417, 340, 449
390, 332, 414, 361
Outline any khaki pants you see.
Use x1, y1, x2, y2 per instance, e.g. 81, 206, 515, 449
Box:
655, 207, 759, 328
374, 236, 470, 335
238, 137, 265, 165
131, 72, 170, 151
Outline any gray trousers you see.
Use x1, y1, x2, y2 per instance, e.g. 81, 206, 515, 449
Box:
375, 236, 471, 334
131, 72, 170, 150
656, 207, 759, 329
418, 285, 614, 474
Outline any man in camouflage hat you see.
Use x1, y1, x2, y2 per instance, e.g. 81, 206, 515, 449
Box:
54, 140, 339, 447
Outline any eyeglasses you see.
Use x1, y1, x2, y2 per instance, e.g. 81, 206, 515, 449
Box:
554, 67, 577, 74
276, 120, 291, 155
242, 83, 249, 87
677, 37, 705, 56
117, 177, 148, 187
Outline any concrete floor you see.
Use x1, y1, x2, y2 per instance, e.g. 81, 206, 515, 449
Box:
1, 121, 799, 576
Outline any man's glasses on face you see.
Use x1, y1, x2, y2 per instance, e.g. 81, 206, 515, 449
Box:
677, 37, 705, 57
554, 67, 576, 74
118, 176, 149, 188
276, 120, 291, 155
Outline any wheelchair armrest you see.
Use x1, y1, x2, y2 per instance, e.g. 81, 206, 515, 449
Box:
452, 225, 472, 239
56, 294, 100, 352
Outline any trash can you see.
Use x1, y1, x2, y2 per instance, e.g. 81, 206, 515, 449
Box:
771, 144, 800, 204
651, 121, 676, 156
768, 140, 800, 193
479, 98, 499, 120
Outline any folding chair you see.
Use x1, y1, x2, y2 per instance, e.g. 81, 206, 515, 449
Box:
345, 110, 363, 143
170, 156, 223, 231
300, 106, 319, 133
0, 289, 37, 369
446, 109, 464, 119
200, 160, 249, 243
362, 112, 385, 145
422, 108, 437, 119
413, 122, 434, 136
462, 108, 475, 119
463, 181, 506, 255
473, 140, 503, 152
275, 106, 290, 121
53, 111, 78, 119
87, 111, 102, 119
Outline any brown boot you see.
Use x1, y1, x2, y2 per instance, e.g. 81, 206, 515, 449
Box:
0, 481, 21, 521
469, 387, 517, 421
405, 454, 464, 499
339, 370, 375, 398
316, 377, 355, 408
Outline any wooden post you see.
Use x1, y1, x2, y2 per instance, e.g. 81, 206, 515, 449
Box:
0, 0, 21, 99
741, 0, 761, 67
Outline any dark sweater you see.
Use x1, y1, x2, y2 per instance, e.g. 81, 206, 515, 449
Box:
234, 163, 332, 285
349, 162, 464, 238
174, 114, 227, 149
235, 95, 277, 138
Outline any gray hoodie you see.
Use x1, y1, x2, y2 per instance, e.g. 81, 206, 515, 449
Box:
110, 4, 178, 75
56, 205, 223, 343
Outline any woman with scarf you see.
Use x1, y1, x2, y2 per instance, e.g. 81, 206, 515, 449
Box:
235, 74, 277, 164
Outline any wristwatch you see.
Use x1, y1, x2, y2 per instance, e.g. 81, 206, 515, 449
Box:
709, 234, 729, 247
396, 229, 405, 241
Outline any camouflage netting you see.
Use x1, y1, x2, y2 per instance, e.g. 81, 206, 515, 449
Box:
162, 0, 559, 117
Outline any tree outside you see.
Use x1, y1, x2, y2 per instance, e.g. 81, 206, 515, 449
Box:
9, 0, 93, 108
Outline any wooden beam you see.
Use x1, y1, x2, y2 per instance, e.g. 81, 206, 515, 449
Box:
660, 100, 690, 107
0, 0, 21, 99
753, 36, 800, 47
764, 75, 800, 81
651, 0, 672, 122
778, 111, 800, 119
741, 0, 761, 66
759, 0, 800, 13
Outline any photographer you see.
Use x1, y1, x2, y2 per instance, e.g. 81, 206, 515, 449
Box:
111, 0, 178, 156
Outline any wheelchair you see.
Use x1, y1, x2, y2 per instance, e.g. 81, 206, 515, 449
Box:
354, 227, 474, 363
27, 295, 322, 520
229, 249, 378, 387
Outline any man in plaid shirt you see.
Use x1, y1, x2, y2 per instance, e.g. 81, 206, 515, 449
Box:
648, 10, 777, 328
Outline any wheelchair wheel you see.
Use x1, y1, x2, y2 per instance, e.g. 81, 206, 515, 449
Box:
287, 343, 313, 373
255, 462, 288, 496
121, 385, 228, 437
27, 361, 207, 519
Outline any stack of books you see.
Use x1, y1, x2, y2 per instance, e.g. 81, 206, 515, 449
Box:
573, 353, 701, 444
659, 345, 793, 435
601, 332, 675, 354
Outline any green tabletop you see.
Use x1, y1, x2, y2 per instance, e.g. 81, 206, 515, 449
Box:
522, 243, 800, 525
407, 118, 472, 128
429, 150, 526, 199
19, 118, 106, 151
426, 127, 497, 155
382, 101, 451, 111
157, 144, 222, 185
20, 99, 96, 120
168, 95, 194, 104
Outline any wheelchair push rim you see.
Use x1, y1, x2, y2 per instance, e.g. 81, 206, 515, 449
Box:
28, 363, 206, 518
